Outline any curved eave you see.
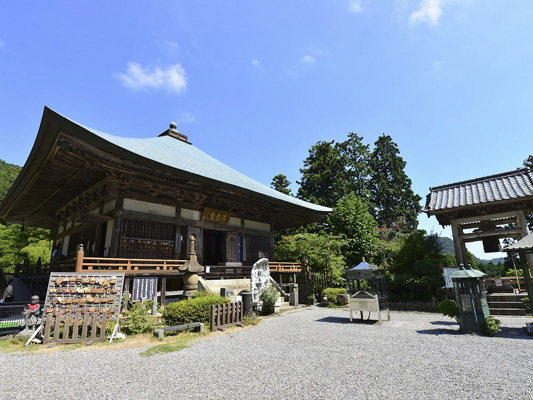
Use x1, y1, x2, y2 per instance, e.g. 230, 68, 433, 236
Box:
1, 107, 331, 224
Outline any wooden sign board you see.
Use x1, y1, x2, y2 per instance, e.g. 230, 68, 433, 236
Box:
202, 207, 231, 224
132, 277, 157, 302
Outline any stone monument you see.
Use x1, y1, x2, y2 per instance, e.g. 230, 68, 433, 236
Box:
251, 258, 270, 303
179, 234, 204, 298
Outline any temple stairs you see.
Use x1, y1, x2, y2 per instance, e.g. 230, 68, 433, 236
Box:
487, 293, 527, 316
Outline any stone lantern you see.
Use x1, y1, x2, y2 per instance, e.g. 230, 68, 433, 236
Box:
179, 235, 204, 298
449, 264, 490, 333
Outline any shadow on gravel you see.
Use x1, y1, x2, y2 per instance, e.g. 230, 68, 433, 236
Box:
315, 316, 379, 325
417, 326, 533, 339
496, 327, 533, 340
430, 321, 457, 326
417, 328, 461, 335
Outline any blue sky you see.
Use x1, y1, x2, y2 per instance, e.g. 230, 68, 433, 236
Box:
1, 1, 532, 259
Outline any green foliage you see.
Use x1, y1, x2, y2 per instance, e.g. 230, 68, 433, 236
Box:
0, 223, 53, 267
162, 295, 229, 327
0, 159, 21, 202
438, 299, 459, 321
522, 297, 531, 314
328, 193, 378, 266
275, 232, 346, 284
271, 174, 293, 196
105, 320, 117, 337
481, 317, 501, 336
322, 287, 347, 306
524, 155, 533, 169
259, 286, 279, 306
368, 134, 422, 232
297, 140, 346, 208
122, 302, 154, 335
387, 230, 445, 301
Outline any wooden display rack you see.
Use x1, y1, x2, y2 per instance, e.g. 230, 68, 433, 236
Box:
41, 272, 125, 345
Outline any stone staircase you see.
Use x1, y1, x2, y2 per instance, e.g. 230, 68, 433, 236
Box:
487, 293, 527, 316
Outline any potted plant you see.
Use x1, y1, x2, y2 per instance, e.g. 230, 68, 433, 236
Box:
260, 286, 280, 315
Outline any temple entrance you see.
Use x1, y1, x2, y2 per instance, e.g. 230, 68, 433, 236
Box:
203, 229, 224, 265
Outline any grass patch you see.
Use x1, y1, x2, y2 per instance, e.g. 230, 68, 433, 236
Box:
140, 334, 197, 357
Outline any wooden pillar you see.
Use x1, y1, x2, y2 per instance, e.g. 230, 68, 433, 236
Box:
516, 210, 533, 275
451, 220, 466, 266
75, 244, 84, 273
110, 194, 124, 258
519, 250, 533, 313
161, 277, 167, 307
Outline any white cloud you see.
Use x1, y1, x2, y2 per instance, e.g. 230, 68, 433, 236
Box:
349, 0, 362, 13
251, 59, 260, 67
0, 39, 5, 48
300, 55, 316, 65
433, 61, 442, 71
176, 111, 197, 124
409, 0, 444, 26
115, 62, 187, 93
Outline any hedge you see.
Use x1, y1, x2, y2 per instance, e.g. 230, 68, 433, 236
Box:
162, 295, 229, 327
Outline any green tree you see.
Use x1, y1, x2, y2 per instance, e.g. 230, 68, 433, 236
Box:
275, 233, 346, 285
368, 134, 422, 232
297, 140, 346, 208
0, 159, 21, 205
271, 174, 293, 196
336, 132, 371, 198
328, 193, 378, 267
524, 155, 533, 168
0, 159, 53, 269
387, 230, 445, 301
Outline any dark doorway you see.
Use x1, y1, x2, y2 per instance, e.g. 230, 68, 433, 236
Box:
203, 229, 224, 265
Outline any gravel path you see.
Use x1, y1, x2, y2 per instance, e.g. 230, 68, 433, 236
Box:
1, 308, 533, 400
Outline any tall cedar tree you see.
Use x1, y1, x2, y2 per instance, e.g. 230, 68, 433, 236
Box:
368, 134, 422, 232
297, 140, 345, 208
336, 132, 371, 198
271, 174, 293, 196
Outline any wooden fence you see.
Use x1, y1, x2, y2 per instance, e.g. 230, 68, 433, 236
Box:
485, 276, 532, 293
210, 302, 244, 331
43, 311, 108, 345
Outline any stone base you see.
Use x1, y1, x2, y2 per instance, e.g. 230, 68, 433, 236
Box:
15, 328, 37, 342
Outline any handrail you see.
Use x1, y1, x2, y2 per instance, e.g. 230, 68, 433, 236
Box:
269, 262, 302, 273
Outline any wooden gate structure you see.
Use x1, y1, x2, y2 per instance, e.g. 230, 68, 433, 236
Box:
424, 168, 533, 271
210, 302, 244, 331
424, 168, 533, 304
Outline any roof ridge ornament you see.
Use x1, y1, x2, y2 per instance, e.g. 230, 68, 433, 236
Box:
159, 122, 190, 144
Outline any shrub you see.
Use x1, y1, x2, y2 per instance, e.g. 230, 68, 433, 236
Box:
163, 295, 229, 327
122, 302, 154, 335
522, 297, 531, 314
322, 288, 347, 306
481, 317, 501, 336
259, 286, 279, 306
438, 299, 459, 322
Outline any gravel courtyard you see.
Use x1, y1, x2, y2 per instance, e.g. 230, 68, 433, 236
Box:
1, 307, 532, 400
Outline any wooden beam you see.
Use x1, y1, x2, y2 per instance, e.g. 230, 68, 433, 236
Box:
454, 211, 519, 225
459, 228, 523, 242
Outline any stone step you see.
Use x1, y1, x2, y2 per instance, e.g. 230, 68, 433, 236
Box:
487, 293, 528, 302
489, 308, 526, 316
487, 301, 524, 309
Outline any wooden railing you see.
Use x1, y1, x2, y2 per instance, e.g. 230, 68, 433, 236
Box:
48, 248, 302, 276
268, 262, 302, 273
485, 276, 532, 293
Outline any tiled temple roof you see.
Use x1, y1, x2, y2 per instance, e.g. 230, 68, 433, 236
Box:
424, 168, 533, 213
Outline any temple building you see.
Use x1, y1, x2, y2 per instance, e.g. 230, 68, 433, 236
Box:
0, 107, 331, 268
